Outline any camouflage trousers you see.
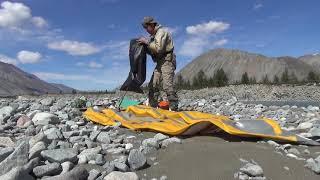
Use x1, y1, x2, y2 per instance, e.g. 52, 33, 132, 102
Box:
148, 57, 179, 110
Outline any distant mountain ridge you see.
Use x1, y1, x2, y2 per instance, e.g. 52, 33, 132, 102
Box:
50, 83, 76, 94
177, 48, 320, 83
0, 61, 76, 97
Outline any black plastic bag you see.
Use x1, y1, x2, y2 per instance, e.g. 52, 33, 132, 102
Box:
120, 39, 147, 93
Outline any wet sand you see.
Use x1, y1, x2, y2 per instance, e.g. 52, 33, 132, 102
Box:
137, 135, 320, 180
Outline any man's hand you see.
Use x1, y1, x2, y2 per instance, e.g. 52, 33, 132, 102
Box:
137, 37, 149, 45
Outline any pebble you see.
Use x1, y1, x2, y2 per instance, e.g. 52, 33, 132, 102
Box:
288, 148, 300, 155
44, 166, 89, 180
1, 92, 320, 179
97, 132, 111, 144
29, 141, 46, 159
60, 161, 74, 174
267, 140, 279, 147
161, 137, 182, 148
125, 143, 134, 150
128, 149, 147, 170
239, 163, 264, 177
0, 147, 14, 162
16, 115, 31, 127
88, 169, 101, 180
154, 133, 169, 142
113, 162, 130, 172
104, 171, 138, 180
44, 128, 64, 140
297, 122, 313, 130
305, 157, 320, 174
0, 141, 29, 176
160, 175, 168, 180
303, 149, 311, 155
33, 162, 62, 177
41, 148, 78, 163
32, 112, 59, 125
142, 138, 160, 149
0, 137, 15, 147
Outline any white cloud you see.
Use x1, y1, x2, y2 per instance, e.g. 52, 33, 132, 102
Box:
103, 40, 129, 60
33, 72, 112, 85
186, 21, 230, 36
76, 61, 103, 68
213, 39, 228, 46
34, 72, 92, 81
253, 3, 263, 10
0, 1, 31, 28
0, 1, 47, 29
88, 61, 103, 68
31, 16, 48, 28
17, 50, 42, 64
179, 37, 209, 57
47, 40, 101, 56
179, 20, 230, 57
0, 54, 18, 65
163, 26, 179, 35
76, 62, 85, 66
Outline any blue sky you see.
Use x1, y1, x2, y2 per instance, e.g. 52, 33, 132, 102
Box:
0, 0, 319, 90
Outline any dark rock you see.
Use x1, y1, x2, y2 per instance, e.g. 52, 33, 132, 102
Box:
40, 97, 55, 106
154, 133, 169, 142
305, 157, 320, 174
0, 147, 14, 162
0, 157, 39, 180
62, 131, 80, 139
41, 148, 78, 163
60, 161, 74, 174
44, 128, 64, 140
88, 169, 101, 180
113, 161, 129, 172
102, 162, 116, 173
142, 138, 159, 149
90, 130, 101, 141
33, 162, 62, 177
0, 141, 29, 176
128, 149, 147, 170
97, 132, 111, 144
29, 141, 46, 159
44, 166, 89, 180
57, 141, 72, 149
29, 131, 49, 148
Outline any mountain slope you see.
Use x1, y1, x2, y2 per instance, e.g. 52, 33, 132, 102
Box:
51, 83, 76, 94
299, 53, 320, 72
0, 61, 75, 97
177, 49, 316, 83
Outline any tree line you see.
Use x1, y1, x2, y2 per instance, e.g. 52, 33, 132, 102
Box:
176, 68, 320, 90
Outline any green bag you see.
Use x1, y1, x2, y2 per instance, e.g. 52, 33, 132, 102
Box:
119, 97, 142, 109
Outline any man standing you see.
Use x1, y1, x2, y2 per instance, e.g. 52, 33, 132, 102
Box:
138, 16, 179, 111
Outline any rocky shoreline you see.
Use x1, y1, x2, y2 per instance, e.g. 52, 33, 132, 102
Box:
0, 86, 319, 179
178, 84, 320, 101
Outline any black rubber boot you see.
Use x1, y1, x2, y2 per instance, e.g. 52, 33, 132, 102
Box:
168, 93, 179, 111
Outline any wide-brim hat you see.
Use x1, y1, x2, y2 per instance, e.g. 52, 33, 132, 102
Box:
142, 16, 158, 28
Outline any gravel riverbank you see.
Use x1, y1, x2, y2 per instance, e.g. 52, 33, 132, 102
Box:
0, 85, 319, 179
